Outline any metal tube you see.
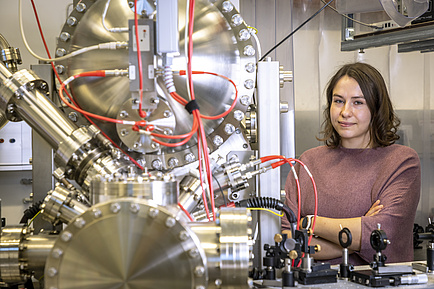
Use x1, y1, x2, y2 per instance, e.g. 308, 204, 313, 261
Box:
21, 234, 57, 279
0, 65, 76, 149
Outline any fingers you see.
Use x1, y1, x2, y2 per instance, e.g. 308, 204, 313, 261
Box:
365, 200, 384, 217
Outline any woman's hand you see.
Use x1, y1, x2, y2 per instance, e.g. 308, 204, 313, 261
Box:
365, 200, 383, 217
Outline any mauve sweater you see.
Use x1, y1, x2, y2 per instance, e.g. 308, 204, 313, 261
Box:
281, 144, 421, 265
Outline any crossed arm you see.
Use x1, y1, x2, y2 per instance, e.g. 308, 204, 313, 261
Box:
282, 200, 383, 260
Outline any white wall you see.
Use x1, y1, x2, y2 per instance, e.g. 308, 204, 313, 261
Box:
241, 0, 434, 225
0, 0, 72, 69
0, 0, 71, 223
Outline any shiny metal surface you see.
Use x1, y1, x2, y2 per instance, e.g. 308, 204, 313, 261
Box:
190, 208, 253, 289
0, 226, 23, 283
56, 0, 256, 170
0, 62, 129, 191
41, 185, 89, 225
45, 198, 208, 289
91, 172, 178, 205
0, 67, 76, 148
21, 234, 57, 280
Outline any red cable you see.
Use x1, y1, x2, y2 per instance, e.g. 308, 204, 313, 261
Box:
59, 73, 125, 124
30, 0, 144, 170
179, 70, 238, 120
134, 0, 146, 119
197, 130, 211, 221
260, 155, 318, 241
178, 203, 194, 221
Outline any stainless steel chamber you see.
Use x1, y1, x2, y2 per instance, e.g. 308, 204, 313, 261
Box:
55, 0, 256, 170
0, 0, 259, 288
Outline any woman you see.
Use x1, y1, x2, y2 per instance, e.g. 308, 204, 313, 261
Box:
281, 62, 421, 265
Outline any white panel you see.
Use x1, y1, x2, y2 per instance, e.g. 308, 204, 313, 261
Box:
0, 0, 72, 69
257, 60, 281, 259
0, 122, 32, 171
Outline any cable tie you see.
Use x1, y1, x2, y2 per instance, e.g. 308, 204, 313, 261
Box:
185, 99, 200, 114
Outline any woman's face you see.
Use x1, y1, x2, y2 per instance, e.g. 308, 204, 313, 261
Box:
330, 75, 372, 148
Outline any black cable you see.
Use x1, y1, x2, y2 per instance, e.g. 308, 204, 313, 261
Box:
20, 200, 43, 224
235, 196, 296, 224
212, 173, 227, 207
259, 0, 335, 62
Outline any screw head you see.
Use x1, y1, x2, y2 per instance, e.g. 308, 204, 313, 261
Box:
165, 217, 176, 228
74, 217, 86, 228
148, 208, 159, 218
60, 231, 72, 242
110, 203, 121, 213
194, 266, 205, 277
51, 248, 64, 259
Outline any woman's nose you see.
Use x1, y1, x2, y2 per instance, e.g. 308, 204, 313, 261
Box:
340, 103, 352, 118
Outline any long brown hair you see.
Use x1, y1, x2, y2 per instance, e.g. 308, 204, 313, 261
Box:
318, 62, 400, 148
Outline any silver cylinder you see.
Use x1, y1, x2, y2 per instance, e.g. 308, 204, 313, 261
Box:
0, 67, 76, 148
21, 234, 57, 280
178, 175, 202, 212
91, 173, 178, 205
301, 254, 314, 273
0, 226, 23, 283
342, 248, 349, 265
42, 185, 89, 225
190, 207, 252, 288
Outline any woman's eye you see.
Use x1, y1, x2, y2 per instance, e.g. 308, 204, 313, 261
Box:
333, 99, 343, 104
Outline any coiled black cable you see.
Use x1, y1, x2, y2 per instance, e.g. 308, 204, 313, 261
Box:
235, 197, 296, 224
19, 200, 43, 224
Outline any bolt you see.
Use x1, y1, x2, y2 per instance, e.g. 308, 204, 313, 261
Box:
130, 203, 140, 213
66, 16, 77, 26
47, 267, 58, 277
152, 159, 162, 170
194, 266, 205, 277
74, 217, 86, 228
60, 32, 71, 42
148, 208, 159, 218
76, 3, 86, 12
120, 129, 129, 137
92, 209, 102, 218
55, 65, 65, 74
68, 112, 78, 122
165, 217, 176, 228
60, 231, 72, 242
150, 97, 159, 105
51, 248, 63, 259
168, 157, 179, 168
163, 110, 172, 118
184, 153, 196, 163
119, 110, 128, 118
179, 231, 189, 241
110, 203, 121, 213
188, 248, 199, 258
56, 48, 67, 57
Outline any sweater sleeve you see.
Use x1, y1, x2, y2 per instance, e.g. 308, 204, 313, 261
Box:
358, 151, 421, 263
